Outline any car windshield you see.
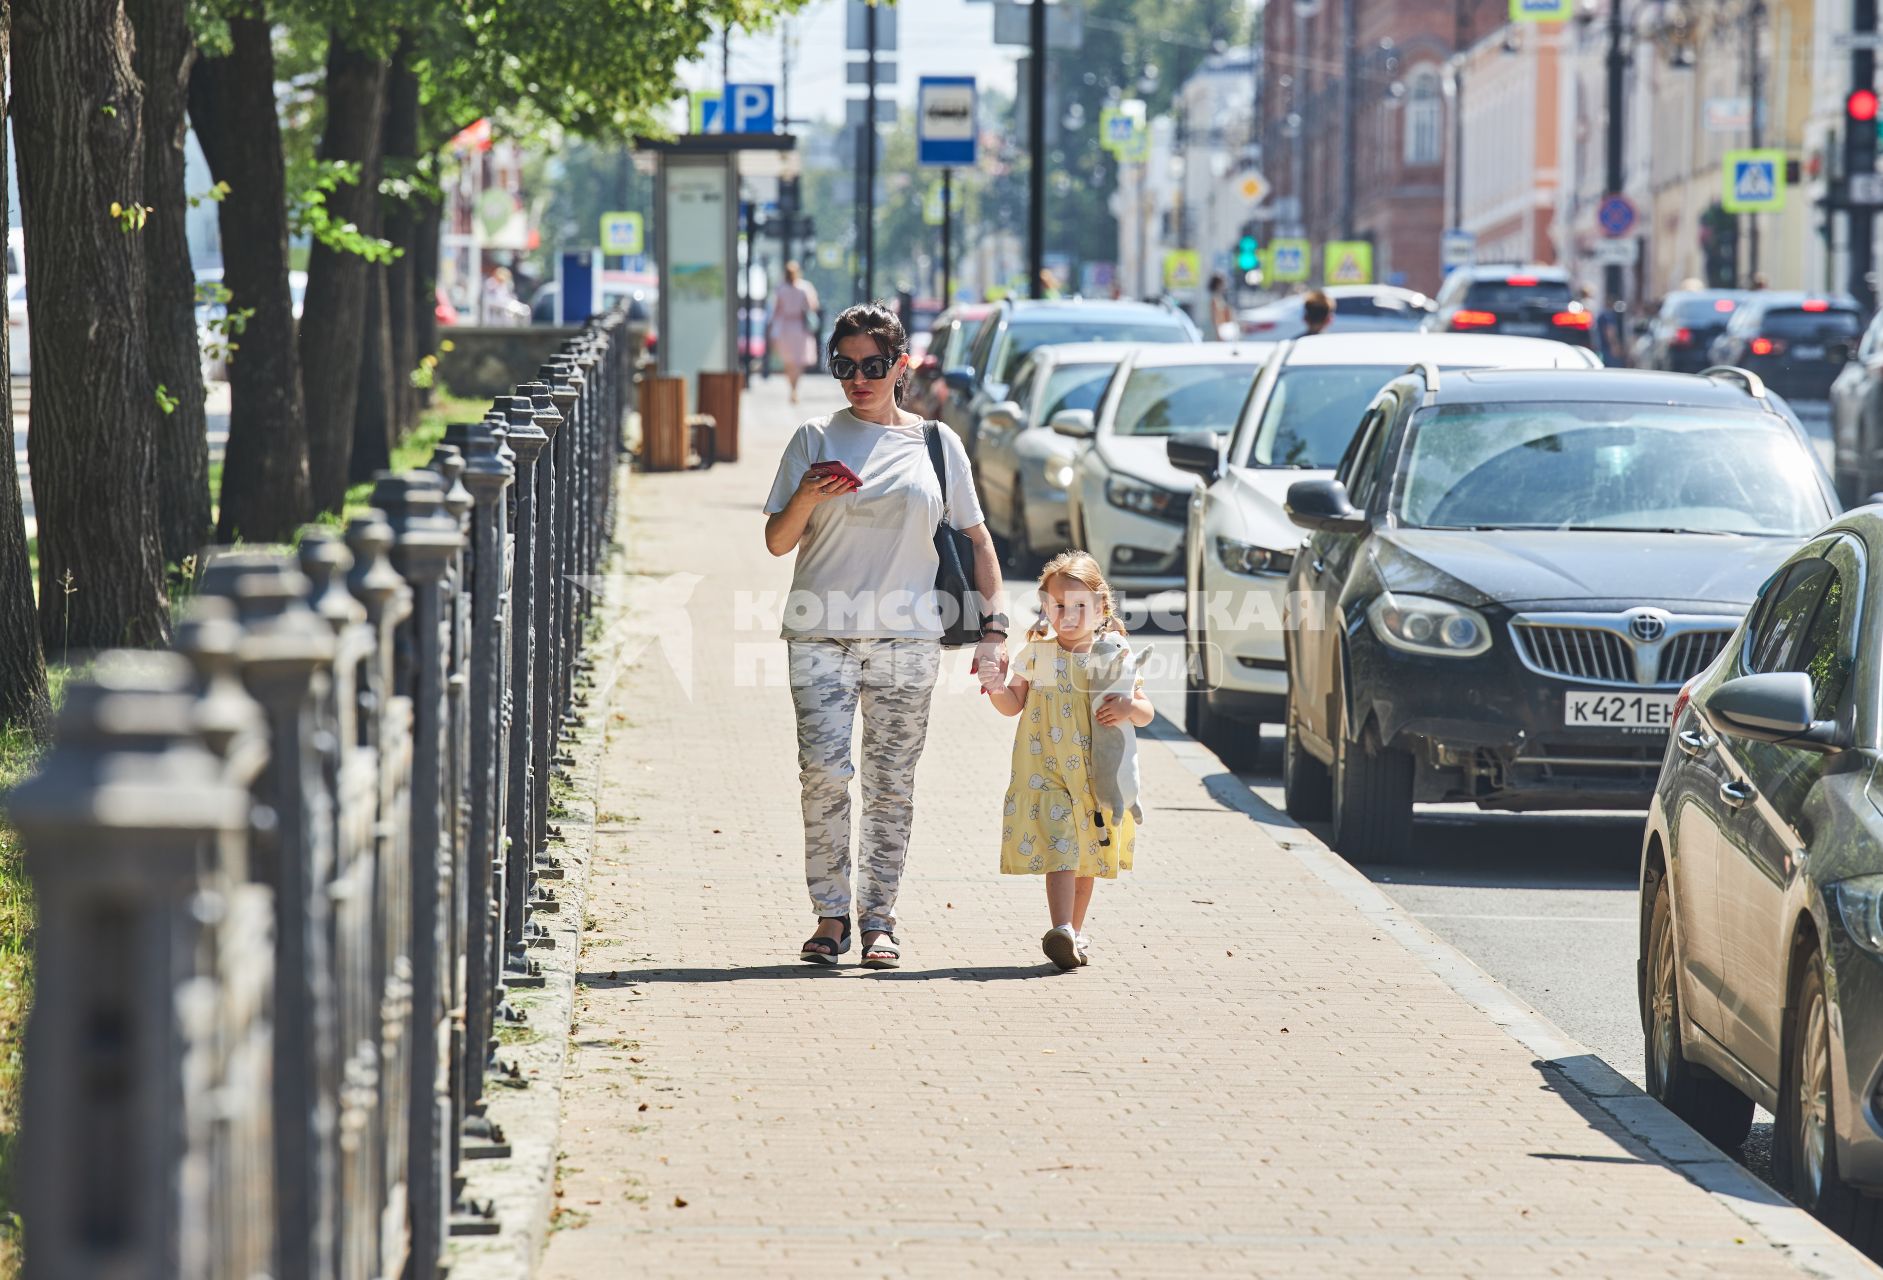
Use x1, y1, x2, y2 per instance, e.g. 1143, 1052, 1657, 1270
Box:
1668, 294, 1739, 323
1110, 363, 1259, 437
1395, 404, 1828, 536
1243, 364, 1401, 468
997, 321, 1185, 381
1039, 362, 1115, 424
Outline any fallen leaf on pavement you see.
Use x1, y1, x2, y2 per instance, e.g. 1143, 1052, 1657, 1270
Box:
673, 1196, 688, 1208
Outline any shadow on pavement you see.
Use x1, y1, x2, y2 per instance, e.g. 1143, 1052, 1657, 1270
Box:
579, 964, 1055, 985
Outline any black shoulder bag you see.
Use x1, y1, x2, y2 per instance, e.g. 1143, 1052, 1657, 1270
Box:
925, 424, 981, 648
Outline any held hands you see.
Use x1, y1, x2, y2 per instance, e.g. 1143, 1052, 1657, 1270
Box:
972, 636, 1010, 698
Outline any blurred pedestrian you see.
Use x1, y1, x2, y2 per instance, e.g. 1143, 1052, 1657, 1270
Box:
1302, 289, 1335, 336
1208, 273, 1235, 340
480, 263, 526, 326
981, 551, 1150, 970
764, 302, 1010, 969
768, 261, 820, 405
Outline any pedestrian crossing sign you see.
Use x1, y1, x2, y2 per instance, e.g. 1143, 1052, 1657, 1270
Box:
1324, 240, 1373, 285
1268, 238, 1310, 283
1723, 149, 1785, 213
1163, 249, 1203, 292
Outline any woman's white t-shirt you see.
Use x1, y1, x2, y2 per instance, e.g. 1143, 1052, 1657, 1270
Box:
763, 409, 985, 640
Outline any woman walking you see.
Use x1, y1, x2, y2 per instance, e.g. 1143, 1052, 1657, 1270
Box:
763, 302, 1009, 968
768, 261, 821, 404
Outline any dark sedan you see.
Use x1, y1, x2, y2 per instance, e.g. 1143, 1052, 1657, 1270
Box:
1708, 291, 1864, 402
1280, 367, 1836, 863
1640, 512, 1883, 1249
1638, 289, 1748, 373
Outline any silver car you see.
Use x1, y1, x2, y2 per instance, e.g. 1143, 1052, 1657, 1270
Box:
973, 341, 1133, 569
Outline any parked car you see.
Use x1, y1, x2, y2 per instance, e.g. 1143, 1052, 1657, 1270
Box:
1830, 307, 1883, 504
1278, 366, 1835, 862
1058, 343, 1274, 595
972, 341, 1134, 570
941, 297, 1199, 479
1708, 291, 1864, 403
904, 303, 991, 420
1639, 509, 1883, 1248
1636, 289, 1749, 373
1166, 333, 1601, 769
1422, 264, 1595, 349
1236, 284, 1433, 340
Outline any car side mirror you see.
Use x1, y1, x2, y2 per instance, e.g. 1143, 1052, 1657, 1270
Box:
1050, 409, 1095, 439
942, 366, 975, 395
1167, 429, 1224, 483
981, 400, 1023, 435
1705, 672, 1840, 750
1285, 478, 1368, 534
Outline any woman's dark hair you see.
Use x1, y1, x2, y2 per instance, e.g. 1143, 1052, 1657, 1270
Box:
828, 302, 911, 396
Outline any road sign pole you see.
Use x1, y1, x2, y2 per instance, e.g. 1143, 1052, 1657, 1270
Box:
941, 167, 954, 307
864, 0, 878, 300
1028, 0, 1047, 299
1603, 0, 1626, 310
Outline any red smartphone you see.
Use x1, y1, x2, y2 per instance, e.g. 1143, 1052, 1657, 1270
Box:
808, 460, 862, 491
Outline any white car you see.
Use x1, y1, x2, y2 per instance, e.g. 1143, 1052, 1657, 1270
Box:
973, 341, 1135, 569
1061, 343, 1275, 593
1166, 332, 1603, 768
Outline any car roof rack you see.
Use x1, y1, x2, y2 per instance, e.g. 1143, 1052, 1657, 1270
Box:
1700, 364, 1770, 404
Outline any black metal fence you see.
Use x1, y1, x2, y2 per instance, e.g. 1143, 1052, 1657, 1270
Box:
6, 310, 631, 1279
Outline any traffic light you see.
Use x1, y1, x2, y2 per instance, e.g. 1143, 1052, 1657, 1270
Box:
1850, 84, 1881, 206
1236, 234, 1259, 273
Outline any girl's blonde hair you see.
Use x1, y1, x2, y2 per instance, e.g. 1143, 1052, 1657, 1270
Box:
1027, 550, 1128, 640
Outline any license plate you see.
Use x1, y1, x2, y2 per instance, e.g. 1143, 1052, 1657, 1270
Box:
1794, 344, 1825, 360
1506, 322, 1547, 337
1565, 690, 1675, 730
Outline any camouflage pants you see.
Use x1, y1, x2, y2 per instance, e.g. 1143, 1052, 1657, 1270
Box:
786, 637, 942, 934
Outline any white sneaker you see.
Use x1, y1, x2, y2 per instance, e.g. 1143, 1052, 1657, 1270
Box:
1074, 932, 1091, 966
1041, 924, 1079, 971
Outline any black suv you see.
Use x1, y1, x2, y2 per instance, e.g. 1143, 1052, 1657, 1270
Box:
1707, 291, 1865, 402
938, 297, 1198, 473
1422, 264, 1594, 349
1637, 289, 1749, 373
1280, 366, 1836, 863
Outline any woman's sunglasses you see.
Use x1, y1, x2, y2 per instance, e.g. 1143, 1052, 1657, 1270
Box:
830, 354, 895, 381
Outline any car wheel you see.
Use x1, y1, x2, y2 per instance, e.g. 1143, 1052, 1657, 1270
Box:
1330, 720, 1414, 864
1185, 625, 1261, 771
1782, 945, 1883, 1247
1643, 873, 1753, 1149
1283, 701, 1332, 821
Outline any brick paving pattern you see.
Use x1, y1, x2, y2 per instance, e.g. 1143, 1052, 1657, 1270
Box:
540, 379, 1845, 1278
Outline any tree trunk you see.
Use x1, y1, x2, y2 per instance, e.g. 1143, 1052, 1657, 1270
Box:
0, 0, 49, 735
349, 263, 394, 482
412, 193, 442, 410
189, 12, 310, 544
382, 44, 421, 438
14, 0, 170, 653
349, 36, 410, 481
128, 0, 210, 567
300, 33, 389, 512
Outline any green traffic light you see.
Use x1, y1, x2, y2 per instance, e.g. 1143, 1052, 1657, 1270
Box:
1236, 236, 1259, 272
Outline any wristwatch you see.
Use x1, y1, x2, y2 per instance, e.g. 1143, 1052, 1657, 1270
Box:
979, 612, 1010, 640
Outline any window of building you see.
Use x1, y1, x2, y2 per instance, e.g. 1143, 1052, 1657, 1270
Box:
1405, 67, 1442, 167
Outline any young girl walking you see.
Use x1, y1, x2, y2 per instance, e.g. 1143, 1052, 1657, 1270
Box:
980, 551, 1153, 970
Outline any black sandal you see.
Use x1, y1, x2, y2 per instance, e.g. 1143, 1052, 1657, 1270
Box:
860, 931, 901, 970
799, 916, 852, 965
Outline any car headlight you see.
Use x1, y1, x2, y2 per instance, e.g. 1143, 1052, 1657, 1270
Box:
1104, 474, 1186, 524
1833, 874, 1883, 954
1366, 590, 1493, 657
1044, 458, 1076, 490
1215, 536, 1294, 577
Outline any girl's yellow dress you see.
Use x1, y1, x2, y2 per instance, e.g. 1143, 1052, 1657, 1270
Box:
999, 637, 1139, 878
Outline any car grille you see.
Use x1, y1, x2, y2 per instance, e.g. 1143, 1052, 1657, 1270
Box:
1513, 625, 1633, 684
1656, 631, 1729, 684
1508, 612, 1738, 688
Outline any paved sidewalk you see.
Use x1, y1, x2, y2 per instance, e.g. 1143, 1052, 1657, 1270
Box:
539, 378, 1867, 1278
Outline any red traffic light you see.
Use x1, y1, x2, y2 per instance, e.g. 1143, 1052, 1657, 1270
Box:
1850, 88, 1880, 122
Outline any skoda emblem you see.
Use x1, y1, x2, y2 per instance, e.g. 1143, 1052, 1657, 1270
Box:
1628, 611, 1667, 643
